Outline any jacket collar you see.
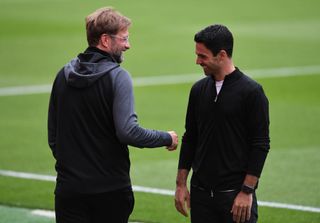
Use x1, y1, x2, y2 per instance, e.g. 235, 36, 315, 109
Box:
210, 67, 243, 85
84, 46, 116, 62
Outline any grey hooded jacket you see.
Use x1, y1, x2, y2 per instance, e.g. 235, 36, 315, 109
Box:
48, 47, 172, 195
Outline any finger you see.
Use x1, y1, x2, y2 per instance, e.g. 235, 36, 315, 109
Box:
175, 199, 186, 216
182, 203, 189, 217
174, 199, 182, 213
236, 207, 242, 223
241, 207, 246, 223
167, 145, 177, 151
246, 205, 251, 221
175, 199, 188, 217
187, 194, 191, 210
231, 206, 239, 222
231, 205, 236, 222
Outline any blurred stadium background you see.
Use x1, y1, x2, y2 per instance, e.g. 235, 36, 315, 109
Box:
0, 0, 319, 222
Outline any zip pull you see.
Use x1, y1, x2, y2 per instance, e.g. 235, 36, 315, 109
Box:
210, 190, 214, 197
214, 79, 223, 102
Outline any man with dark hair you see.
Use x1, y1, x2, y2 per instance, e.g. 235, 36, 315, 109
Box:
48, 7, 178, 223
174, 24, 270, 223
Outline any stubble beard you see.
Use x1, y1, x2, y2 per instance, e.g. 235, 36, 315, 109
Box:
111, 51, 124, 64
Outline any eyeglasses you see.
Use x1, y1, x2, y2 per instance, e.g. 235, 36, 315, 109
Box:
110, 35, 129, 43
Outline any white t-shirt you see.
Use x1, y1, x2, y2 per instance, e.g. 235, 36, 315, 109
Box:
216, 80, 224, 95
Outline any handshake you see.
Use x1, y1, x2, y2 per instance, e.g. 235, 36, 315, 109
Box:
167, 131, 179, 151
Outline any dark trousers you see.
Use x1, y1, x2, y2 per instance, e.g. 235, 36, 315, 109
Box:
55, 189, 134, 223
190, 186, 258, 223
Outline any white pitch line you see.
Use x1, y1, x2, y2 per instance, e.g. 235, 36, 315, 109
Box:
257, 201, 320, 213
31, 201, 320, 220
133, 185, 174, 196
0, 84, 52, 96
1, 169, 320, 213
0, 65, 320, 96
0, 169, 56, 182
31, 209, 55, 218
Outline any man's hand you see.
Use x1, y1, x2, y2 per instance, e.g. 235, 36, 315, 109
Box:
167, 131, 178, 151
231, 191, 253, 223
174, 185, 190, 217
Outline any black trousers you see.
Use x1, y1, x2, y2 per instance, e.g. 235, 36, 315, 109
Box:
55, 189, 134, 223
190, 186, 258, 223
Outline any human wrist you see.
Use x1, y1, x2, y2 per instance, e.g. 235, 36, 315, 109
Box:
176, 179, 187, 187
176, 169, 189, 187
241, 184, 255, 194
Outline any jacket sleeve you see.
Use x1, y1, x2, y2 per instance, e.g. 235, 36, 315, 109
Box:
178, 85, 198, 170
47, 76, 58, 158
111, 69, 172, 148
246, 85, 270, 177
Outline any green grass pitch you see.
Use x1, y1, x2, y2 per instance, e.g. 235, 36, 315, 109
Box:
0, 0, 320, 222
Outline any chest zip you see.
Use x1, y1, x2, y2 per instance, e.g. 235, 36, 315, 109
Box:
214, 95, 218, 102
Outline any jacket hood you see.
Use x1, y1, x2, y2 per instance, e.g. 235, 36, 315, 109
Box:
64, 48, 119, 88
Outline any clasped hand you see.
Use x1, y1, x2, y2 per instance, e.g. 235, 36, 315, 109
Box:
167, 131, 178, 151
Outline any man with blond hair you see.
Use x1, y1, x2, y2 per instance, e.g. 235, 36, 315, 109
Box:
48, 7, 178, 223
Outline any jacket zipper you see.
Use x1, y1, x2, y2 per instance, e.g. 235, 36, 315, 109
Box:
214, 80, 223, 103
214, 95, 218, 102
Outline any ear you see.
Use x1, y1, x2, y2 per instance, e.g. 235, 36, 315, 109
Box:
218, 50, 228, 59
100, 34, 110, 48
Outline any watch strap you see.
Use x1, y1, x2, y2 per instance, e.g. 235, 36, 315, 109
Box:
241, 184, 255, 194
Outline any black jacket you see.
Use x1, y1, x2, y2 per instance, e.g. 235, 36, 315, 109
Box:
178, 68, 270, 190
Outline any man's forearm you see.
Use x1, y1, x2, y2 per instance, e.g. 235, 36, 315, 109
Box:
243, 174, 259, 188
176, 169, 190, 187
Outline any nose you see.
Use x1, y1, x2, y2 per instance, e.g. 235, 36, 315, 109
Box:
124, 41, 130, 50
196, 56, 201, 65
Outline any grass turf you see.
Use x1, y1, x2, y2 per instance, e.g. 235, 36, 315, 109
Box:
0, 75, 320, 223
0, 0, 320, 222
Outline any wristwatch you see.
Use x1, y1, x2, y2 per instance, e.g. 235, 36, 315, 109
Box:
241, 184, 255, 194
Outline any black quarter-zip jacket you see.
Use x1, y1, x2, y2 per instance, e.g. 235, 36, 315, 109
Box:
178, 68, 270, 191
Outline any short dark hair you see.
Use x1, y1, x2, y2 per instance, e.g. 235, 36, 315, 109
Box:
194, 24, 233, 57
